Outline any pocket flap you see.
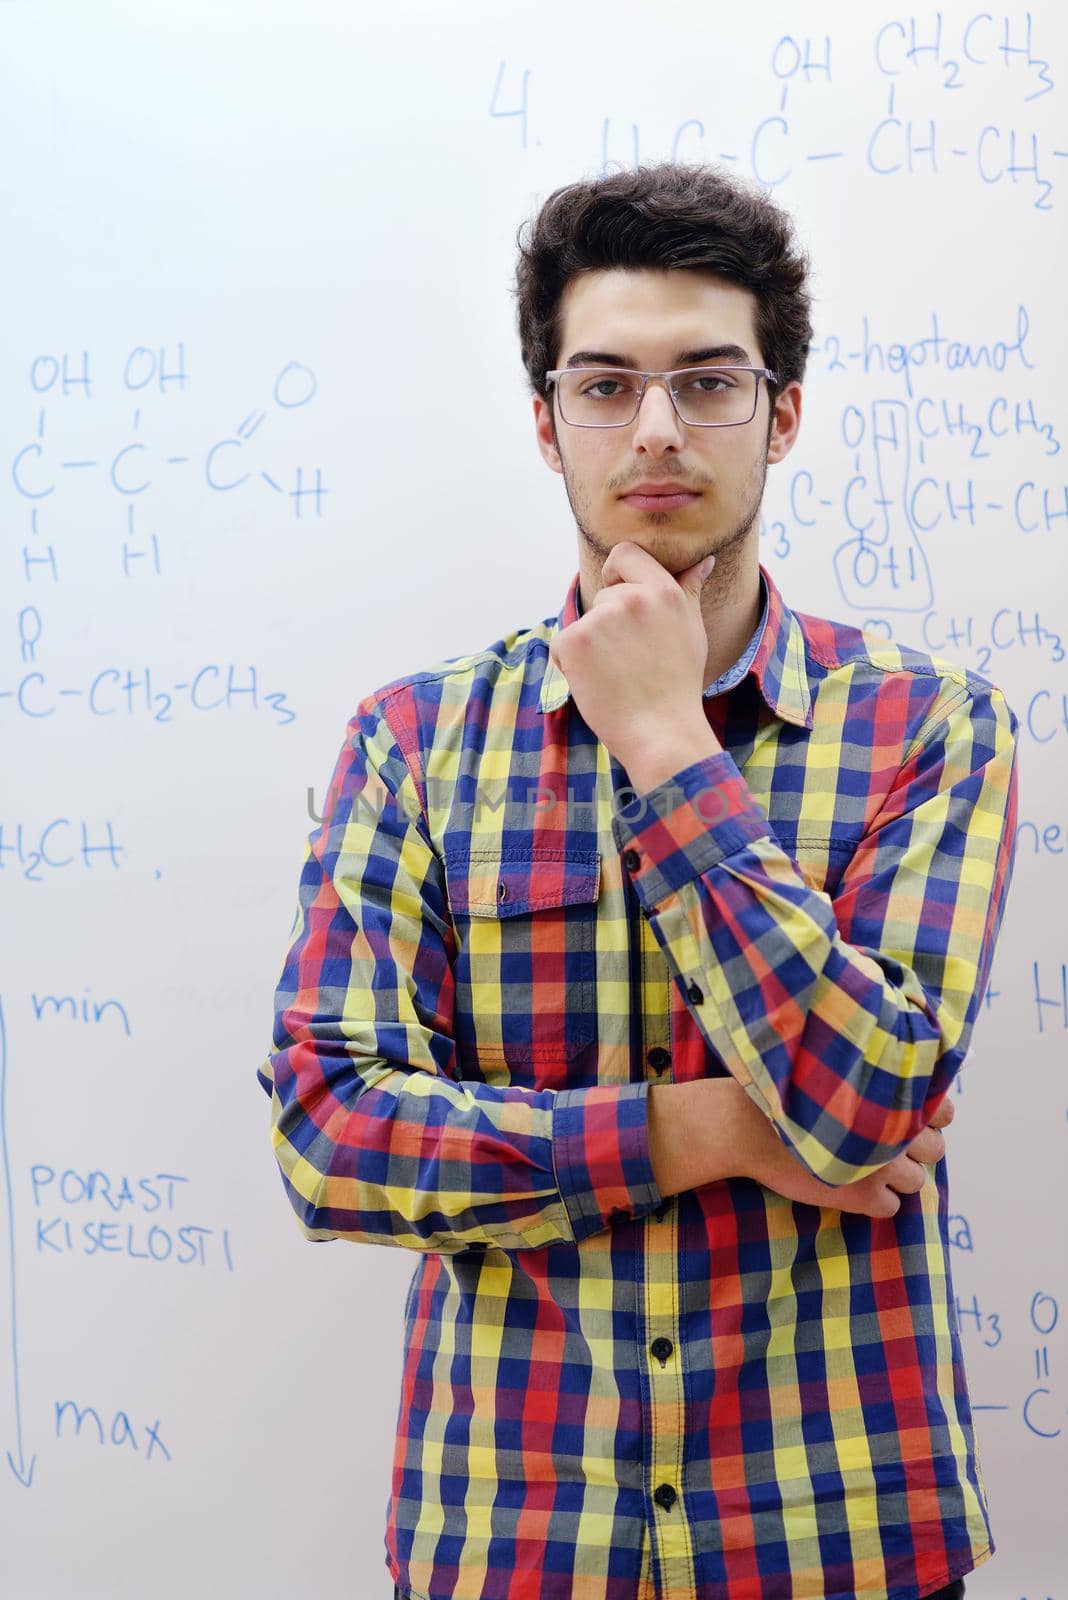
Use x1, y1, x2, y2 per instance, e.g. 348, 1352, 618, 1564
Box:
444, 845, 601, 918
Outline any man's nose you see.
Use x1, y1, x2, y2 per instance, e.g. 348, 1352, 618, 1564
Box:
631, 379, 686, 447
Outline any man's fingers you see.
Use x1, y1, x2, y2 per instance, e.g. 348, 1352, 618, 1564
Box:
927, 1095, 956, 1130
907, 1126, 946, 1165
887, 1155, 930, 1195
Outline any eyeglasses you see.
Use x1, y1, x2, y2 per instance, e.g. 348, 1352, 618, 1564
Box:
544, 364, 778, 428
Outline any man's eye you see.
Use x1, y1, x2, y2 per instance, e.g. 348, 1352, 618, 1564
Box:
688, 374, 734, 392
581, 377, 629, 397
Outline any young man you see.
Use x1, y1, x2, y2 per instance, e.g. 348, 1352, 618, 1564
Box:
259, 162, 1018, 1600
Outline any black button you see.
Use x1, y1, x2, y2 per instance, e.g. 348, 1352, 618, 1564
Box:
647, 1047, 670, 1071
654, 1199, 671, 1223
686, 979, 703, 1005
609, 1207, 627, 1223
650, 1337, 673, 1364
622, 849, 640, 872
653, 1482, 677, 1510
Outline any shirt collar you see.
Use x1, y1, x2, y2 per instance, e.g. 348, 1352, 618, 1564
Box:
538, 559, 813, 730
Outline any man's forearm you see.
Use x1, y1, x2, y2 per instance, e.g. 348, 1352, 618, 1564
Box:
648, 1077, 759, 1196
648, 1075, 948, 1213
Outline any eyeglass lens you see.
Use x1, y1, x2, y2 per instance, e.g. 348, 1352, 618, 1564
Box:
556, 367, 760, 427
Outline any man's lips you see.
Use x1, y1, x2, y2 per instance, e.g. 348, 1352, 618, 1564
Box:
621, 488, 701, 509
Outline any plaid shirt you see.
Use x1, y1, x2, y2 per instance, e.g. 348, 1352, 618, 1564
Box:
259, 560, 1020, 1600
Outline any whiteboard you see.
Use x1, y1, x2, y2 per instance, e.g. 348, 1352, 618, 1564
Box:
2, 2, 1064, 1596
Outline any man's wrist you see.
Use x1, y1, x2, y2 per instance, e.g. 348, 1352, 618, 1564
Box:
648, 1077, 756, 1197
618, 721, 723, 796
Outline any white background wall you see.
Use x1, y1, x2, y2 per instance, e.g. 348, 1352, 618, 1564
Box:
1, 2, 1064, 1595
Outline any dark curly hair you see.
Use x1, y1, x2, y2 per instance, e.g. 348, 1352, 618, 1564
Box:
513, 161, 813, 423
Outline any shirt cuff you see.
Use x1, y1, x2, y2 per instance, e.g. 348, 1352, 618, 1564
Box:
610, 750, 775, 910
551, 1081, 663, 1243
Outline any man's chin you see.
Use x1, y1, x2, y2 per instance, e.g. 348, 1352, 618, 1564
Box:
612, 525, 713, 557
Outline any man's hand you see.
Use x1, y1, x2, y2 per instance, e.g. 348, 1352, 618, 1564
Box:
733, 1086, 956, 1218
548, 541, 717, 769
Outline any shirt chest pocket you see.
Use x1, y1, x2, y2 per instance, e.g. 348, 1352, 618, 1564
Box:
444, 844, 601, 1078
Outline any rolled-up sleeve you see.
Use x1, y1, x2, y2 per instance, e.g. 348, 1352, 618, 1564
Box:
611, 682, 1020, 1186
257, 692, 661, 1251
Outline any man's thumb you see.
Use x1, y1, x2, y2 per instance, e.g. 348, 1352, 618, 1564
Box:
680, 553, 716, 595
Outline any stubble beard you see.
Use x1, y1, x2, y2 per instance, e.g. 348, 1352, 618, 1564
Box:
560, 441, 771, 576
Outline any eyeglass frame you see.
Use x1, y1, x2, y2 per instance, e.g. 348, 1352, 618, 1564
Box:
543, 364, 779, 428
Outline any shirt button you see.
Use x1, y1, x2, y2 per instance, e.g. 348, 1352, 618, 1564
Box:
609, 1207, 627, 1223
653, 1482, 677, 1511
686, 979, 704, 1005
622, 849, 640, 872
650, 1337, 673, 1364
647, 1047, 670, 1072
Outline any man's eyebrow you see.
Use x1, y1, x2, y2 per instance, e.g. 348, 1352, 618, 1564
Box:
563, 343, 753, 369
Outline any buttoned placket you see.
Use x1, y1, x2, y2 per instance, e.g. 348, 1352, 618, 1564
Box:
612, 763, 696, 1593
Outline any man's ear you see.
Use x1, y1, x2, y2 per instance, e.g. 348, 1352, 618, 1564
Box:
533, 393, 564, 474
766, 380, 802, 465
